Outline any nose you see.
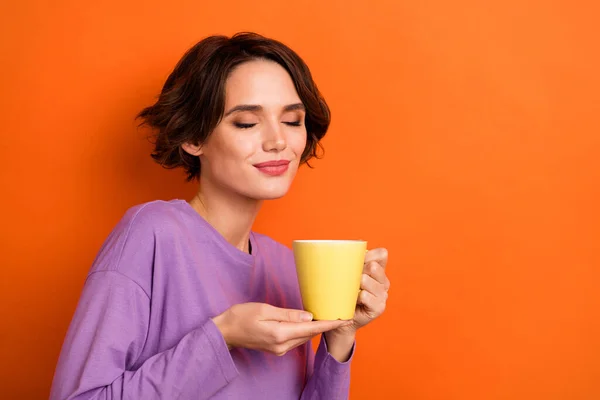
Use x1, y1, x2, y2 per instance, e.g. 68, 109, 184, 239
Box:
262, 121, 287, 152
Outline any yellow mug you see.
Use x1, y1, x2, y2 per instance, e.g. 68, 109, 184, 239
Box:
292, 240, 367, 320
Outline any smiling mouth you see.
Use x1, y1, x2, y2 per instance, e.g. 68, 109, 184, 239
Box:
253, 160, 291, 176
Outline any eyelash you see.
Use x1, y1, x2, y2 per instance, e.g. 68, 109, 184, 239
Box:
234, 123, 256, 129
233, 121, 302, 129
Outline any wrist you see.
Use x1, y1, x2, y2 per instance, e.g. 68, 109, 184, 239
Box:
324, 329, 356, 362
325, 328, 356, 344
211, 313, 233, 350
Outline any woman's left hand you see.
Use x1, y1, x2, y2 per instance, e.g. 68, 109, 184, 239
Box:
334, 248, 391, 336
323, 247, 390, 361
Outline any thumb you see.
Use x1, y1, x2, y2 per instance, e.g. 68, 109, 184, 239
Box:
261, 304, 313, 322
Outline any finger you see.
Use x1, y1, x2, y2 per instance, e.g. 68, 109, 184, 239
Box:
363, 260, 388, 287
285, 334, 315, 352
358, 289, 386, 312
277, 319, 351, 341
361, 273, 388, 299
260, 304, 313, 322
271, 334, 314, 356
357, 289, 375, 306
364, 248, 388, 269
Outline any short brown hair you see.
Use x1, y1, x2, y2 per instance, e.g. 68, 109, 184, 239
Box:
137, 32, 330, 181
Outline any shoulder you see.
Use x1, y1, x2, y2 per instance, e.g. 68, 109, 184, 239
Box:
117, 199, 190, 234
89, 199, 192, 282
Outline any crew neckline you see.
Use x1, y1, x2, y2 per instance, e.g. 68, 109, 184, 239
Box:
173, 199, 256, 266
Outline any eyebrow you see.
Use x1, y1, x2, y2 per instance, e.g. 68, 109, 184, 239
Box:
223, 103, 305, 117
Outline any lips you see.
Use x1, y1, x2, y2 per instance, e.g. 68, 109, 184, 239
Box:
254, 160, 290, 168
253, 160, 291, 176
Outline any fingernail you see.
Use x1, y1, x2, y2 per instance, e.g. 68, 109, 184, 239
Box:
301, 312, 313, 321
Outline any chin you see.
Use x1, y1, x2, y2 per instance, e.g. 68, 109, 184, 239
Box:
248, 184, 292, 200
255, 189, 290, 200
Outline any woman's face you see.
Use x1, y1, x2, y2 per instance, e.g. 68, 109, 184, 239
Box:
188, 59, 307, 200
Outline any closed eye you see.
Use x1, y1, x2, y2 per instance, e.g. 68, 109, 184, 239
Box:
234, 122, 256, 129
284, 121, 302, 127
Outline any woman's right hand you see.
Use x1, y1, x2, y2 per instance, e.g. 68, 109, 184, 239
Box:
212, 303, 351, 356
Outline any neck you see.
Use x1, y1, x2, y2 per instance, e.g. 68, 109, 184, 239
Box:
188, 179, 262, 254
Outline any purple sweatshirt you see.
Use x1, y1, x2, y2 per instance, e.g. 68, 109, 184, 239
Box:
50, 199, 354, 400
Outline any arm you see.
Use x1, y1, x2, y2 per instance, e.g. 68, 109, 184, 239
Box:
49, 271, 238, 400
300, 333, 356, 400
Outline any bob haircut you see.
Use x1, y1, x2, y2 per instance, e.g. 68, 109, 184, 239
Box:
137, 32, 330, 181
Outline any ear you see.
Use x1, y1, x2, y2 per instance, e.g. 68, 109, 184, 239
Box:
182, 142, 203, 156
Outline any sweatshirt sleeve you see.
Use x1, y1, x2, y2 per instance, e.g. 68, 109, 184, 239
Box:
300, 334, 355, 400
50, 204, 239, 399
49, 270, 239, 400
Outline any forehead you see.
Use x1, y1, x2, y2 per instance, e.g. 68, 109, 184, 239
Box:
224, 59, 302, 108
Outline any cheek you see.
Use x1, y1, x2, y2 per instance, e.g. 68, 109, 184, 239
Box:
290, 130, 308, 157
209, 132, 256, 164
230, 135, 257, 159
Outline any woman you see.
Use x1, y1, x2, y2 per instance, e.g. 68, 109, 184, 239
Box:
50, 32, 390, 400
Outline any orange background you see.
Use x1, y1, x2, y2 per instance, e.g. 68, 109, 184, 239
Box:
1, 1, 599, 399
